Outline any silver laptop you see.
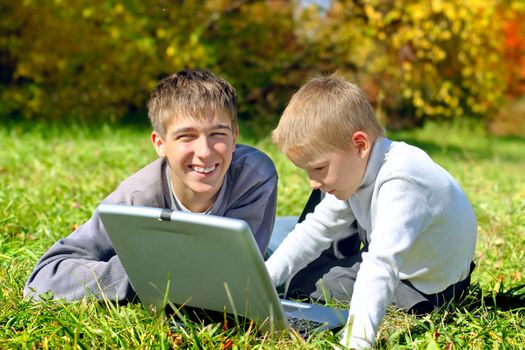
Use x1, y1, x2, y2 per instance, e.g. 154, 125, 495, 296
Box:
98, 204, 348, 335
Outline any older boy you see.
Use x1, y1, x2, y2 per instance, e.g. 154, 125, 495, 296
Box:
265, 74, 477, 349
25, 69, 278, 302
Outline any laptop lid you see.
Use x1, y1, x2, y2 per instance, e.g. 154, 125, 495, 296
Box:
98, 204, 289, 331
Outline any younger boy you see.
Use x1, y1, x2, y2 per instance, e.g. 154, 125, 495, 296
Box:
25, 69, 278, 302
266, 74, 477, 349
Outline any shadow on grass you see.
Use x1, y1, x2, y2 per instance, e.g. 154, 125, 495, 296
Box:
460, 283, 525, 312
375, 282, 525, 348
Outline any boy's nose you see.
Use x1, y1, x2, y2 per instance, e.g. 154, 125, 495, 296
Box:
309, 178, 322, 190
195, 137, 213, 158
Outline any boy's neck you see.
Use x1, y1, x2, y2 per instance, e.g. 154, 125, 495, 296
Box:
170, 179, 220, 213
173, 191, 215, 213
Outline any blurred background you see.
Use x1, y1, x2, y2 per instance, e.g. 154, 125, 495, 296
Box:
1, 0, 524, 136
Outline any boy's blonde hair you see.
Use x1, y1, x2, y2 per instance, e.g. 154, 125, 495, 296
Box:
272, 73, 384, 153
147, 70, 237, 138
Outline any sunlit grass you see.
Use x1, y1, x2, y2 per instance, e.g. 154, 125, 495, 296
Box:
1, 120, 523, 348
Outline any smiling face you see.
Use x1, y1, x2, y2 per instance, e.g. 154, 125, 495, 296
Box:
286, 131, 371, 201
152, 109, 238, 212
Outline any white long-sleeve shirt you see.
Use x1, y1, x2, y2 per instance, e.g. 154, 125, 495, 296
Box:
266, 137, 477, 349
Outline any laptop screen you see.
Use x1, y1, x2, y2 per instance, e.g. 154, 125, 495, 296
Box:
98, 204, 288, 330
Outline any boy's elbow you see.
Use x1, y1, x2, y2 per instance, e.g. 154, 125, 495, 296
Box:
23, 283, 47, 302
23, 270, 70, 302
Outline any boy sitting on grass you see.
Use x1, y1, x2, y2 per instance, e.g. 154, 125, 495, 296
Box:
265, 74, 477, 349
25, 69, 278, 302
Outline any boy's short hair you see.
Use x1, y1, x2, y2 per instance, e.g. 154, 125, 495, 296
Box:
272, 73, 384, 153
147, 70, 238, 138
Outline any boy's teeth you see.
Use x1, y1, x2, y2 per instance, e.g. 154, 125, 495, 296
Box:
193, 165, 215, 174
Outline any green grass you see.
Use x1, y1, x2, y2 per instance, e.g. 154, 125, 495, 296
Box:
1, 120, 524, 349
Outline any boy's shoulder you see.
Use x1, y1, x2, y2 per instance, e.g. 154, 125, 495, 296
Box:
105, 158, 167, 206
231, 144, 277, 177
381, 139, 431, 166
121, 158, 165, 188
379, 138, 447, 181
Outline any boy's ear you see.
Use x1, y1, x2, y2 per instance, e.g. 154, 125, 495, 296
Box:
351, 131, 371, 157
151, 131, 166, 157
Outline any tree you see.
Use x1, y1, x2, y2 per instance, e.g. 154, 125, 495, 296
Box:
300, 0, 511, 128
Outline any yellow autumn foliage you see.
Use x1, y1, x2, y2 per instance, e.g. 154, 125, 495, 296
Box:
0, 0, 522, 131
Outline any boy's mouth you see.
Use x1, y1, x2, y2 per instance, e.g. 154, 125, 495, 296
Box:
191, 164, 217, 174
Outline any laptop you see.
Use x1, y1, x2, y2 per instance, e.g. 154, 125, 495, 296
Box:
98, 204, 348, 336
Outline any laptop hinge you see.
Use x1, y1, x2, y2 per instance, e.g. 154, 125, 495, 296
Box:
159, 209, 174, 221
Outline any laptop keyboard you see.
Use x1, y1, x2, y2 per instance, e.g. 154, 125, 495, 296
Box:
288, 317, 325, 337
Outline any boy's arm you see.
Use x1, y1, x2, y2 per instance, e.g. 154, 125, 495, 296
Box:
24, 160, 166, 302
265, 194, 355, 287
343, 178, 434, 349
24, 208, 135, 301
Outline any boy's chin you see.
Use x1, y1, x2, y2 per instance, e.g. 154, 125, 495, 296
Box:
332, 192, 351, 201
189, 183, 220, 195
188, 179, 224, 196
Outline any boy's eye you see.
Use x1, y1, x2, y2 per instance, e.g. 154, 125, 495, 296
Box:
211, 132, 228, 137
175, 134, 196, 140
314, 166, 325, 171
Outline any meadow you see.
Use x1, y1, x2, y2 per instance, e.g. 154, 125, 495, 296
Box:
1, 120, 524, 349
